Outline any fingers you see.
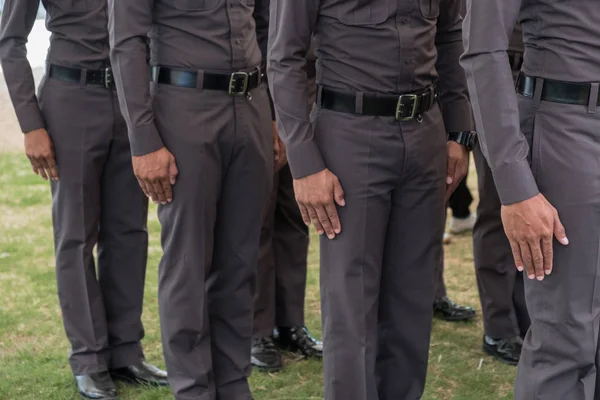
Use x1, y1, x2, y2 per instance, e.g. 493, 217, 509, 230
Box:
528, 241, 545, 281
27, 156, 43, 178
518, 241, 536, 280
333, 177, 345, 207
45, 153, 59, 180
298, 202, 311, 226
307, 206, 325, 235
136, 178, 151, 198
446, 157, 457, 186
541, 236, 553, 276
38, 156, 58, 181
552, 208, 569, 245
509, 240, 524, 273
150, 178, 169, 204
169, 156, 179, 187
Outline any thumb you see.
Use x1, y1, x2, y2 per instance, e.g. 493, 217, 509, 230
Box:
553, 209, 568, 245
169, 155, 178, 185
446, 157, 456, 185
333, 177, 345, 207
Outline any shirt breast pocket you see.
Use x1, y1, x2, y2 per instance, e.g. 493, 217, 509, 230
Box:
337, 0, 389, 26
419, 0, 440, 19
172, 0, 221, 11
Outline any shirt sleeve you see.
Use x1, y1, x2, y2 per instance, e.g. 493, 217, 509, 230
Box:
0, 0, 45, 133
267, 0, 324, 179
108, 0, 163, 156
460, 0, 538, 205
435, 0, 474, 133
253, 0, 276, 120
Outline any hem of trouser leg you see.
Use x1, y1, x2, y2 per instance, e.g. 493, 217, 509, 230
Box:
109, 343, 144, 369
216, 381, 253, 400
176, 393, 217, 400
69, 354, 109, 375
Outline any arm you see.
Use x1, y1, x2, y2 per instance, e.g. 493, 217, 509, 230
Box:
0, 0, 44, 133
107, 0, 163, 157
267, 0, 324, 179
0, 0, 58, 181
460, 0, 537, 205
435, 0, 474, 198
108, 0, 178, 205
461, 0, 568, 281
252, 0, 276, 120
436, 0, 474, 134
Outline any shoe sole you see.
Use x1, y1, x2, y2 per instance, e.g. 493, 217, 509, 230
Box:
79, 392, 119, 400
278, 343, 323, 359
110, 373, 169, 387
482, 345, 519, 366
434, 313, 476, 322
252, 363, 283, 373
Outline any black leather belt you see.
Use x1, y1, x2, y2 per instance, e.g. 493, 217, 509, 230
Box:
516, 72, 600, 106
152, 66, 263, 96
508, 51, 523, 72
319, 85, 437, 121
48, 64, 114, 88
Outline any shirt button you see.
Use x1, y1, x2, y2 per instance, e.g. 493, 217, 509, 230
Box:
404, 57, 412, 64
401, 16, 409, 24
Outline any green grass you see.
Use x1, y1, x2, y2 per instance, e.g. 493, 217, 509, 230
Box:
0, 152, 515, 399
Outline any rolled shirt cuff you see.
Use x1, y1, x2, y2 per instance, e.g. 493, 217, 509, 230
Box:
129, 122, 164, 156
492, 159, 540, 205
286, 140, 327, 179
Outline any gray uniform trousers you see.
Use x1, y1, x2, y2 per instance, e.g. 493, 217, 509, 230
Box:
473, 68, 530, 340
152, 82, 272, 400
315, 100, 447, 400
514, 89, 600, 399
253, 77, 316, 337
38, 76, 149, 374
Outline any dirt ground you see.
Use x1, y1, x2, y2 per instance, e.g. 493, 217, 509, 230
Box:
0, 67, 45, 153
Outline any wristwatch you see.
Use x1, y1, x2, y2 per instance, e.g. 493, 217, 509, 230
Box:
447, 131, 477, 151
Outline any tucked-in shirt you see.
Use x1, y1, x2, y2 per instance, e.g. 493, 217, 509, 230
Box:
268, 0, 473, 179
0, 0, 110, 133
461, 0, 600, 205
108, 0, 269, 156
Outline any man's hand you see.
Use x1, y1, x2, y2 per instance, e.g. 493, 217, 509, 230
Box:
132, 147, 178, 205
272, 121, 287, 172
294, 169, 345, 239
501, 193, 569, 281
24, 128, 59, 181
445, 142, 468, 201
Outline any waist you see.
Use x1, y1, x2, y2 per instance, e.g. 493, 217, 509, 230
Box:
47, 63, 115, 88
516, 72, 600, 108
318, 84, 438, 121
152, 65, 264, 96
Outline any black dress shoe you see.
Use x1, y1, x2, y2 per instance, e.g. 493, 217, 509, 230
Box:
274, 326, 323, 358
433, 296, 476, 322
75, 372, 119, 400
110, 359, 169, 386
483, 335, 522, 366
251, 336, 283, 372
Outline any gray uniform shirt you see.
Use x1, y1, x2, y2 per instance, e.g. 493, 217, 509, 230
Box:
108, 0, 269, 157
268, 0, 473, 180
0, 0, 110, 133
461, 0, 600, 205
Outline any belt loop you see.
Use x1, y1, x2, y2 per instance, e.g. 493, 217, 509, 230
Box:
355, 92, 364, 114
316, 85, 323, 107
532, 77, 544, 109
196, 69, 205, 90
152, 65, 160, 82
80, 68, 87, 86
587, 83, 599, 114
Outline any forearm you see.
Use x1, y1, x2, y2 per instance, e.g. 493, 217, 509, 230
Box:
108, 0, 162, 156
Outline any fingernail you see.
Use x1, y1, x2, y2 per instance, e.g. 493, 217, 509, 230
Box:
528, 274, 535, 280
561, 237, 569, 245
446, 177, 453, 185
334, 228, 341, 234
545, 269, 552, 275
161, 202, 167, 205
168, 199, 172, 203
340, 199, 346, 206
537, 275, 544, 281
327, 234, 335, 239
516, 266, 523, 272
